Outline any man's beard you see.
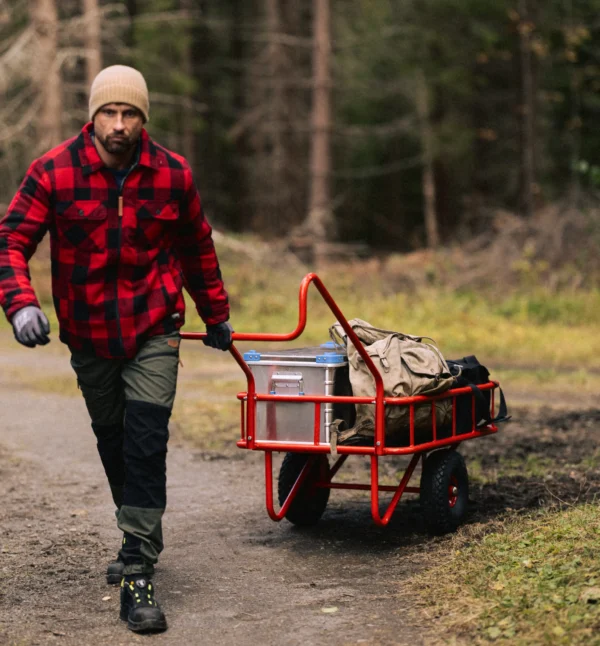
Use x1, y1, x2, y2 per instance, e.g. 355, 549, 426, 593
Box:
97, 132, 135, 155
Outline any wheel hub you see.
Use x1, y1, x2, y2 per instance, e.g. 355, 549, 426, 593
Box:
448, 477, 459, 508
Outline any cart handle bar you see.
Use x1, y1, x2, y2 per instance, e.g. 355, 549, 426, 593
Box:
180, 273, 387, 452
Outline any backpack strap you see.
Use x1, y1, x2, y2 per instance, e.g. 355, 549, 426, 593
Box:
467, 383, 510, 427
494, 387, 510, 423
329, 324, 347, 347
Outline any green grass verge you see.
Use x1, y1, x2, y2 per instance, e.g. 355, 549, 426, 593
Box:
1, 366, 79, 397
190, 258, 600, 369
171, 377, 243, 453
493, 368, 600, 394
413, 504, 600, 645
3, 252, 600, 369
466, 454, 556, 486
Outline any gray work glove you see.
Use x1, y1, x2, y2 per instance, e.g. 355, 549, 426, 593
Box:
11, 306, 50, 348
203, 321, 234, 351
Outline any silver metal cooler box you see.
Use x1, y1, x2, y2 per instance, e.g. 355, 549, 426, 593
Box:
243, 343, 354, 445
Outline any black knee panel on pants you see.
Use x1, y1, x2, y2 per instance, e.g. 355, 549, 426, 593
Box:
123, 400, 171, 509
91, 422, 125, 486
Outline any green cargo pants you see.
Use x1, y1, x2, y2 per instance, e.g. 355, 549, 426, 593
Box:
70, 332, 180, 575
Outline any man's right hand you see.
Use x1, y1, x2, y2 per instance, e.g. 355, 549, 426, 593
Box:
11, 306, 50, 348
203, 321, 234, 351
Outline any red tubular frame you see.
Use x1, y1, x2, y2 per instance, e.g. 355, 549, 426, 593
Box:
181, 273, 499, 527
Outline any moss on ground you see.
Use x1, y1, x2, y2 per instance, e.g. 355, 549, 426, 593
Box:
413, 504, 600, 645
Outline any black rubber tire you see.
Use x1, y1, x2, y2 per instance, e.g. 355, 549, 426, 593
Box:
420, 449, 469, 535
278, 453, 330, 526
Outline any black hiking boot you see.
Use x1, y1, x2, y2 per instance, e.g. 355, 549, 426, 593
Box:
120, 575, 167, 633
106, 556, 124, 585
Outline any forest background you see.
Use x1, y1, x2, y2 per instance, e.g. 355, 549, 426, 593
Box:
2, 0, 600, 275
1, 2, 600, 644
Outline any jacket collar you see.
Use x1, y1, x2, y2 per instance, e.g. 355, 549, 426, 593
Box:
78, 122, 161, 176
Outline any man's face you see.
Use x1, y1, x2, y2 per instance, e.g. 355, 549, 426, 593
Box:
93, 103, 144, 155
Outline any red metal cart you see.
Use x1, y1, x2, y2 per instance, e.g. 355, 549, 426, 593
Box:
181, 273, 501, 535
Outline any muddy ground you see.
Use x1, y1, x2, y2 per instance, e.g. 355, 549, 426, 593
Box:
1, 340, 599, 646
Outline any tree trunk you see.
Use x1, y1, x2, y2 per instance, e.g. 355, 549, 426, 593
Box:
124, 0, 137, 52
189, 2, 217, 205
266, 0, 286, 210
31, 0, 61, 151
518, 0, 535, 218
83, 0, 102, 90
415, 69, 440, 249
180, 0, 196, 170
306, 0, 334, 241
229, 0, 248, 230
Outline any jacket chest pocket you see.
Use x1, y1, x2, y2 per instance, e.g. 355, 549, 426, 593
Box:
135, 200, 179, 250
56, 200, 107, 253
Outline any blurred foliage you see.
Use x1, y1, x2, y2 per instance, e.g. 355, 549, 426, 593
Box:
2, 0, 600, 253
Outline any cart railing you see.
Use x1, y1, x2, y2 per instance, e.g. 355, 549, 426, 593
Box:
181, 272, 388, 453
233, 381, 499, 455
181, 273, 500, 527
181, 272, 498, 455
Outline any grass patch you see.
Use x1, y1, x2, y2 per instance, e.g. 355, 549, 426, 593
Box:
2, 254, 600, 369
414, 504, 600, 645
491, 290, 600, 326
185, 258, 600, 370
172, 397, 239, 452
493, 368, 600, 394
3, 367, 78, 397
28, 375, 78, 397
171, 376, 243, 452
498, 454, 555, 479
581, 449, 600, 472
467, 454, 556, 486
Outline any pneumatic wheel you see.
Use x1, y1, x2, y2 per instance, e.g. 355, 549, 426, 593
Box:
278, 453, 330, 526
420, 449, 469, 535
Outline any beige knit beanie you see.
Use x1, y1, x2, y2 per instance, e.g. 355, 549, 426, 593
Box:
89, 65, 149, 122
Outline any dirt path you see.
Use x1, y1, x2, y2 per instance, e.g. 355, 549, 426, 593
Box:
0, 345, 430, 646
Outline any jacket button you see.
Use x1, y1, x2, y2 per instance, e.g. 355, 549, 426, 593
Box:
155, 209, 161, 214
78, 209, 84, 216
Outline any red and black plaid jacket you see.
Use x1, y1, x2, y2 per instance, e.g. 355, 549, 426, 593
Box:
0, 123, 229, 358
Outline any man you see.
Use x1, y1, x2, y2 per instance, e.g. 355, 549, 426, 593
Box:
0, 65, 233, 633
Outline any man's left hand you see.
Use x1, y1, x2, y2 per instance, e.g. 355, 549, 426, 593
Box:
203, 321, 234, 351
